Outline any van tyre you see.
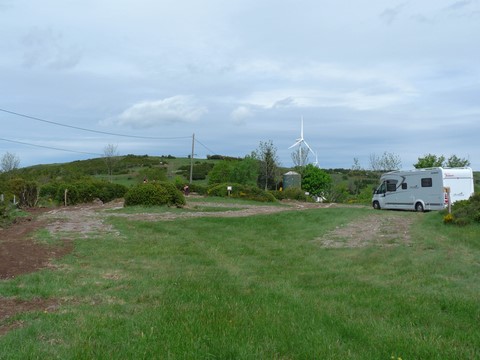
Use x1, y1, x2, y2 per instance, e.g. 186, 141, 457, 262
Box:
373, 201, 381, 210
415, 202, 424, 212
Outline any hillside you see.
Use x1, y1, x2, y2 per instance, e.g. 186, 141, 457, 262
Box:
2, 154, 480, 200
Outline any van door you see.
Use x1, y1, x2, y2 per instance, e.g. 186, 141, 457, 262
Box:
384, 179, 399, 209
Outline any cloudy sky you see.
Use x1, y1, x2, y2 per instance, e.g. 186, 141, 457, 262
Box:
1, 0, 479, 170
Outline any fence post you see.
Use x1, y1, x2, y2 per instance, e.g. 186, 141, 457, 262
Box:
64, 189, 68, 206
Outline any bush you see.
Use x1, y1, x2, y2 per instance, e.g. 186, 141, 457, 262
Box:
208, 183, 276, 202
270, 188, 311, 202
444, 193, 480, 225
40, 179, 128, 205
124, 182, 186, 207
6, 178, 39, 207
0, 203, 19, 228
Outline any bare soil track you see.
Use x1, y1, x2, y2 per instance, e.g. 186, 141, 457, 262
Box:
0, 199, 414, 336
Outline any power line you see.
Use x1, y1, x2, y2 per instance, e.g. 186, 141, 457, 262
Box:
1, 108, 225, 159
194, 137, 217, 155
0, 137, 103, 156
0, 108, 191, 140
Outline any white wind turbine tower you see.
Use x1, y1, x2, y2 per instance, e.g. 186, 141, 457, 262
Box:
289, 116, 316, 167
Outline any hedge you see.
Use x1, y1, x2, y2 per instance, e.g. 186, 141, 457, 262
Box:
124, 182, 186, 207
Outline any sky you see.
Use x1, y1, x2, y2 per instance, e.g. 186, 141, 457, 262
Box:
1, 0, 479, 170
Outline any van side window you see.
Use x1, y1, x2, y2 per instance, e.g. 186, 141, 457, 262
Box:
401, 183, 407, 190
386, 180, 397, 192
421, 178, 432, 187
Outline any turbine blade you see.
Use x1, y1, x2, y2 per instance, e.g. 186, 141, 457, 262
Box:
288, 140, 302, 149
300, 116, 304, 139
303, 140, 315, 156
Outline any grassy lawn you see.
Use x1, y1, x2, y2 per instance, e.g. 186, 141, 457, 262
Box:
0, 205, 479, 359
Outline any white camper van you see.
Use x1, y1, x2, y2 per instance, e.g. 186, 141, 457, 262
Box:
372, 167, 474, 212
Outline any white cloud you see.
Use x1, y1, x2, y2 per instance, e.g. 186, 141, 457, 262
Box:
230, 106, 254, 125
105, 96, 208, 128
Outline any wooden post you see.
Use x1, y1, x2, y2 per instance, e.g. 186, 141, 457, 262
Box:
189, 133, 195, 184
64, 189, 68, 206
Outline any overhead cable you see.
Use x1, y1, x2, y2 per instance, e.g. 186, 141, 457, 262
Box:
0, 137, 103, 156
0, 108, 191, 140
194, 138, 217, 155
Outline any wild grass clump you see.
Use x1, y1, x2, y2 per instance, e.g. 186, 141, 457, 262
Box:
208, 183, 276, 202
443, 193, 480, 225
124, 181, 185, 207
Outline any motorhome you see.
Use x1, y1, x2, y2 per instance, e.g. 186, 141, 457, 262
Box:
372, 167, 474, 212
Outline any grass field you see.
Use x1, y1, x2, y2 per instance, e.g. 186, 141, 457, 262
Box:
1, 202, 479, 359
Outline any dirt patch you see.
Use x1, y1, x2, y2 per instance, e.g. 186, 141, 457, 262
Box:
0, 210, 73, 280
316, 212, 416, 248
0, 297, 60, 336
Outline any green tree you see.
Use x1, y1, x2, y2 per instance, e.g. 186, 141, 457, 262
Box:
253, 140, 279, 190
208, 161, 233, 185
413, 154, 470, 168
208, 157, 259, 186
301, 164, 332, 197
445, 155, 470, 167
413, 154, 445, 168
231, 156, 258, 186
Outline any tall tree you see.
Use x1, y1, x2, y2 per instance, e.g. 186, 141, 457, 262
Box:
103, 144, 119, 181
1, 152, 20, 173
253, 140, 279, 190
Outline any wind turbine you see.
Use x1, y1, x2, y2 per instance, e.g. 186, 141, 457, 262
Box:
289, 117, 316, 166
313, 150, 319, 167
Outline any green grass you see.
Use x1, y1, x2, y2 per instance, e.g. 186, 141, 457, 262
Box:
1, 207, 479, 359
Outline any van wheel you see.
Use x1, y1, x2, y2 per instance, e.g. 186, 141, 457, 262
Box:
415, 202, 424, 212
373, 201, 381, 210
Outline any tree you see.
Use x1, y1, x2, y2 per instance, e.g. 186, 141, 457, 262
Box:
1, 152, 20, 173
413, 154, 470, 168
232, 156, 258, 186
301, 164, 332, 196
445, 155, 470, 167
253, 140, 280, 190
291, 146, 309, 168
369, 151, 402, 171
413, 154, 445, 169
208, 161, 233, 185
103, 144, 119, 181
207, 157, 259, 186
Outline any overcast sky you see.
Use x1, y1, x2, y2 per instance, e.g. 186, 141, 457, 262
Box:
1, 0, 479, 170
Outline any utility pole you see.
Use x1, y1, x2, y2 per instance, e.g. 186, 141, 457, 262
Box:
189, 133, 195, 184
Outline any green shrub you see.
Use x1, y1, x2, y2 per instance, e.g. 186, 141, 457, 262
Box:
270, 188, 311, 202
40, 179, 128, 205
208, 183, 276, 202
6, 177, 39, 207
0, 203, 14, 228
444, 193, 480, 225
124, 182, 185, 207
